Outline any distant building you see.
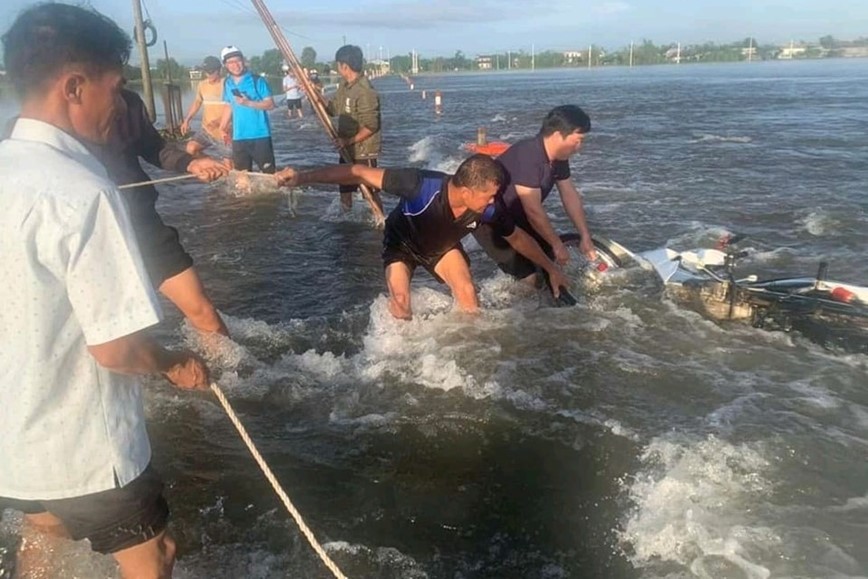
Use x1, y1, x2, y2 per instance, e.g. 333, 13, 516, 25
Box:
563, 50, 583, 64
840, 46, 868, 58
741, 46, 757, 58
477, 55, 493, 70
779, 42, 807, 59
188, 69, 203, 80
368, 58, 390, 75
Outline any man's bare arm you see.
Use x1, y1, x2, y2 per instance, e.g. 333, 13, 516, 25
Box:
556, 179, 597, 260
515, 184, 569, 263
235, 96, 275, 111
88, 330, 209, 390
503, 227, 570, 295
276, 164, 386, 190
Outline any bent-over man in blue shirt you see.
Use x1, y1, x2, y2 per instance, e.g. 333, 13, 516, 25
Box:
276, 155, 570, 320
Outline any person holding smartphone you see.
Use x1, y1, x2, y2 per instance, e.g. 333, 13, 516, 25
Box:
218, 45, 276, 173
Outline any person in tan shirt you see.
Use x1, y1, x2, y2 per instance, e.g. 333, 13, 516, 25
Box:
181, 55, 231, 157
325, 45, 382, 211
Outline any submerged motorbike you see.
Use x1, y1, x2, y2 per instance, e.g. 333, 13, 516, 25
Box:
562, 233, 868, 353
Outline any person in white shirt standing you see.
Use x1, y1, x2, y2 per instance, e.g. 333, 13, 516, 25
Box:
281, 64, 304, 120
0, 5, 210, 578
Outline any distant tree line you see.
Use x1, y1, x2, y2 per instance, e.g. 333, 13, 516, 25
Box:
108, 33, 868, 82
386, 35, 868, 73
121, 46, 331, 83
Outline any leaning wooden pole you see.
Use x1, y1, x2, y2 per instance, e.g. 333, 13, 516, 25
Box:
248, 0, 386, 225
131, 0, 156, 121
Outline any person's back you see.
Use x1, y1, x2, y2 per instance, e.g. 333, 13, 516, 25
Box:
283, 73, 301, 99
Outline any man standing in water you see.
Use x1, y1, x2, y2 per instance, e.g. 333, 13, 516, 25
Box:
218, 45, 276, 173
282, 64, 304, 120
473, 105, 598, 285
0, 4, 209, 578
325, 45, 383, 211
92, 88, 232, 336
180, 55, 232, 158
276, 154, 570, 320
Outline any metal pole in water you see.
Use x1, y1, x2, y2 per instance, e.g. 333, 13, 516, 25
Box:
131, 0, 156, 121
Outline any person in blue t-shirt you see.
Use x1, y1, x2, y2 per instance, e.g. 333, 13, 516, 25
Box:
275, 154, 570, 320
218, 45, 276, 173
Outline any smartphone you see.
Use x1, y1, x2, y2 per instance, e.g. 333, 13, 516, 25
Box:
231, 89, 243, 97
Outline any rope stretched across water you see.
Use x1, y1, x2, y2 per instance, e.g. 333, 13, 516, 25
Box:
117, 171, 277, 190
209, 382, 349, 579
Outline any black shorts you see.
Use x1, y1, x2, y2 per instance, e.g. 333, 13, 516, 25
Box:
0, 464, 169, 555
382, 242, 470, 284
286, 98, 302, 110
130, 208, 194, 287
232, 137, 276, 174
337, 156, 378, 194
472, 222, 553, 280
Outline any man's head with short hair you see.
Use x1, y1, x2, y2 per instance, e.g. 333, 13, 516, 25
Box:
202, 56, 222, 74
451, 154, 507, 213
2, 3, 130, 99
539, 105, 591, 160
539, 105, 591, 137
2, 3, 129, 145
335, 45, 364, 74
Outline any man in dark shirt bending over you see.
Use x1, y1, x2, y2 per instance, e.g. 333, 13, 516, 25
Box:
276, 154, 569, 320
474, 105, 597, 284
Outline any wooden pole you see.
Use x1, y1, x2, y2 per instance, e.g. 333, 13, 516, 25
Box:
247, 0, 385, 225
131, 0, 156, 122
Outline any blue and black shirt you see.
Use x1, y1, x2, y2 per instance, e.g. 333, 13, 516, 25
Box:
382, 168, 515, 267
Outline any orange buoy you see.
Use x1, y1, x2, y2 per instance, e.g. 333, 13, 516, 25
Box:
464, 141, 510, 157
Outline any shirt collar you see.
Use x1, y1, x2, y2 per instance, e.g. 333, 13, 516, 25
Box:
10, 118, 108, 179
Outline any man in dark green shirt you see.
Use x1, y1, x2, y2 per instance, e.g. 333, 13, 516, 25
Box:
326, 44, 382, 211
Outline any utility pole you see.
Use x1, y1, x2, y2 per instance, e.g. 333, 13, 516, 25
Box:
131, 0, 155, 121
676, 42, 681, 64
588, 45, 592, 69
508, 50, 511, 70
629, 41, 634, 67
532, 43, 535, 71
748, 37, 753, 62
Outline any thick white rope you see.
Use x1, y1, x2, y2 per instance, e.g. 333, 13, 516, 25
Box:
209, 382, 349, 579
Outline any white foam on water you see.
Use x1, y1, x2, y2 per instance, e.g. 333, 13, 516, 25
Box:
620, 435, 776, 579
690, 134, 753, 144
221, 171, 282, 197
786, 378, 842, 410
490, 113, 506, 123
407, 136, 436, 163
357, 290, 482, 393
799, 210, 841, 237
324, 541, 428, 578
320, 195, 381, 226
